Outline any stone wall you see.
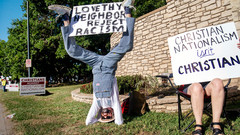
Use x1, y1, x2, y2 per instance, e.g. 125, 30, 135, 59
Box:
72, 87, 240, 113
71, 89, 129, 104
110, 0, 240, 88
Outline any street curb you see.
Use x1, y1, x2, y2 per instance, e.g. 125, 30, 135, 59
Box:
0, 103, 14, 135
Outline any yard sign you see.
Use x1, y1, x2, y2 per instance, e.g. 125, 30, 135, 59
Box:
20, 77, 46, 95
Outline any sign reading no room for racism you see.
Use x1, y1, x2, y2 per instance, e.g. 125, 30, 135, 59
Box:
20, 77, 46, 95
168, 22, 240, 85
69, 2, 126, 36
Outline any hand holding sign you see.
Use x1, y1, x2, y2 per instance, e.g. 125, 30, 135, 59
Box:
69, 2, 126, 36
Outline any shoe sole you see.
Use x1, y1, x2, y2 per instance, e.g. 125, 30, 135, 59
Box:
121, 0, 135, 10
48, 5, 72, 15
121, 0, 135, 7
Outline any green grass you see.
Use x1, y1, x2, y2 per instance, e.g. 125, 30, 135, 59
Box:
0, 85, 239, 135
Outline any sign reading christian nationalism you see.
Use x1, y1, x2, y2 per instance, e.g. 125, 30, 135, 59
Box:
20, 77, 46, 95
168, 22, 240, 85
69, 2, 126, 36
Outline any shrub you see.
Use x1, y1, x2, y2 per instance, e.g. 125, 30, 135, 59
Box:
116, 75, 143, 94
80, 82, 93, 94
135, 74, 161, 96
79, 75, 144, 95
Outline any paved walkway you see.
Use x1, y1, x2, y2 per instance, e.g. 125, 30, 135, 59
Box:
0, 103, 14, 135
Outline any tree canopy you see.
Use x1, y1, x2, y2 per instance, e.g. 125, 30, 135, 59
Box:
0, 0, 166, 83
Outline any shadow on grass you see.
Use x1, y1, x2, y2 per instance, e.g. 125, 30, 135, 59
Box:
226, 110, 240, 120
226, 85, 240, 121
122, 113, 145, 123
225, 109, 240, 131
122, 106, 151, 124
36, 90, 53, 96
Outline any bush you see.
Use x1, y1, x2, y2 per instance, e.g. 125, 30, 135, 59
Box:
79, 75, 144, 95
80, 82, 93, 94
116, 75, 143, 94
135, 74, 161, 95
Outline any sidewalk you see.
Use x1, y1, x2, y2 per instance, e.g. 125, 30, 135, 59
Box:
0, 103, 14, 135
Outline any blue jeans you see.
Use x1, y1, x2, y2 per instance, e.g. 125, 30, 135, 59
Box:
61, 17, 135, 88
3, 86, 6, 92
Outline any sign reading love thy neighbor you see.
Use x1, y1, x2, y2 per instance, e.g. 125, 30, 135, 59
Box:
69, 2, 126, 36
168, 22, 240, 85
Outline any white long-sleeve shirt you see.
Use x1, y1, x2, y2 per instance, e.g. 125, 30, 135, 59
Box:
85, 78, 123, 125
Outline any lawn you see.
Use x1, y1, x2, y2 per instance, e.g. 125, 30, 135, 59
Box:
0, 85, 239, 135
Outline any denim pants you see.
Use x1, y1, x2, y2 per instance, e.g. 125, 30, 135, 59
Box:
61, 17, 135, 92
3, 86, 6, 92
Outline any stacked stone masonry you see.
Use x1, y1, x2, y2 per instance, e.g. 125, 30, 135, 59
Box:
110, 0, 240, 88
72, 87, 240, 113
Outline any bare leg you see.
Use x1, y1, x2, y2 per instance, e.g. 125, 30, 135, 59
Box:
187, 83, 205, 130
205, 78, 224, 130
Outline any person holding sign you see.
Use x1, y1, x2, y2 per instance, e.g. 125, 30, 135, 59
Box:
184, 41, 240, 135
49, 0, 135, 125
167, 22, 240, 135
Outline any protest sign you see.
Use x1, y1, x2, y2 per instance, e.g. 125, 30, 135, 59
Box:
8, 84, 19, 91
69, 2, 126, 36
168, 22, 240, 85
20, 77, 46, 95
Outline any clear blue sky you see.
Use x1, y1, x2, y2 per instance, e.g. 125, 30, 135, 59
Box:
0, 0, 25, 41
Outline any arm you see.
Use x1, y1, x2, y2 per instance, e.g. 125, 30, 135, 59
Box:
85, 99, 101, 125
112, 78, 124, 125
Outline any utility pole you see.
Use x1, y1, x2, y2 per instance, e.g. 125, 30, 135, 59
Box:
27, 1, 31, 77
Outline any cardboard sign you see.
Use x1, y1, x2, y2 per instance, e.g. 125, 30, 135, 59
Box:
168, 22, 240, 85
20, 77, 46, 95
69, 2, 126, 36
8, 84, 19, 91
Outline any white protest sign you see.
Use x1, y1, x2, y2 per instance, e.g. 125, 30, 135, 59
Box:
168, 22, 240, 85
20, 77, 46, 95
69, 2, 126, 36
8, 84, 19, 91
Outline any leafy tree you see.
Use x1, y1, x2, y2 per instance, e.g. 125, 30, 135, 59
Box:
0, 0, 166, 83
134, 0, 166, 17
0, 40, 7, 76
3, 18, 28, 80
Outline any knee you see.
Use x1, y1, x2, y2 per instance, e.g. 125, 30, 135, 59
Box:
211, 78, 224, 93
189, 83, 204, 95
124, 41, 133, 52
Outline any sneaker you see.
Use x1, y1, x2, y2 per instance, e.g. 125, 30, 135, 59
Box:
48, 5, 72, 20
121, 0, 136, 9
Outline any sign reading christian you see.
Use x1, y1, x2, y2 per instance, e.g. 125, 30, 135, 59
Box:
69, 2, 126, 36
168, 22, 240, 85
20, 77, 46, 95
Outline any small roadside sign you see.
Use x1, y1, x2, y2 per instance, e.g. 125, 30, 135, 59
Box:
20, 77, 46, 95
8, 84, 19, 91
26, 59, 32, 68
